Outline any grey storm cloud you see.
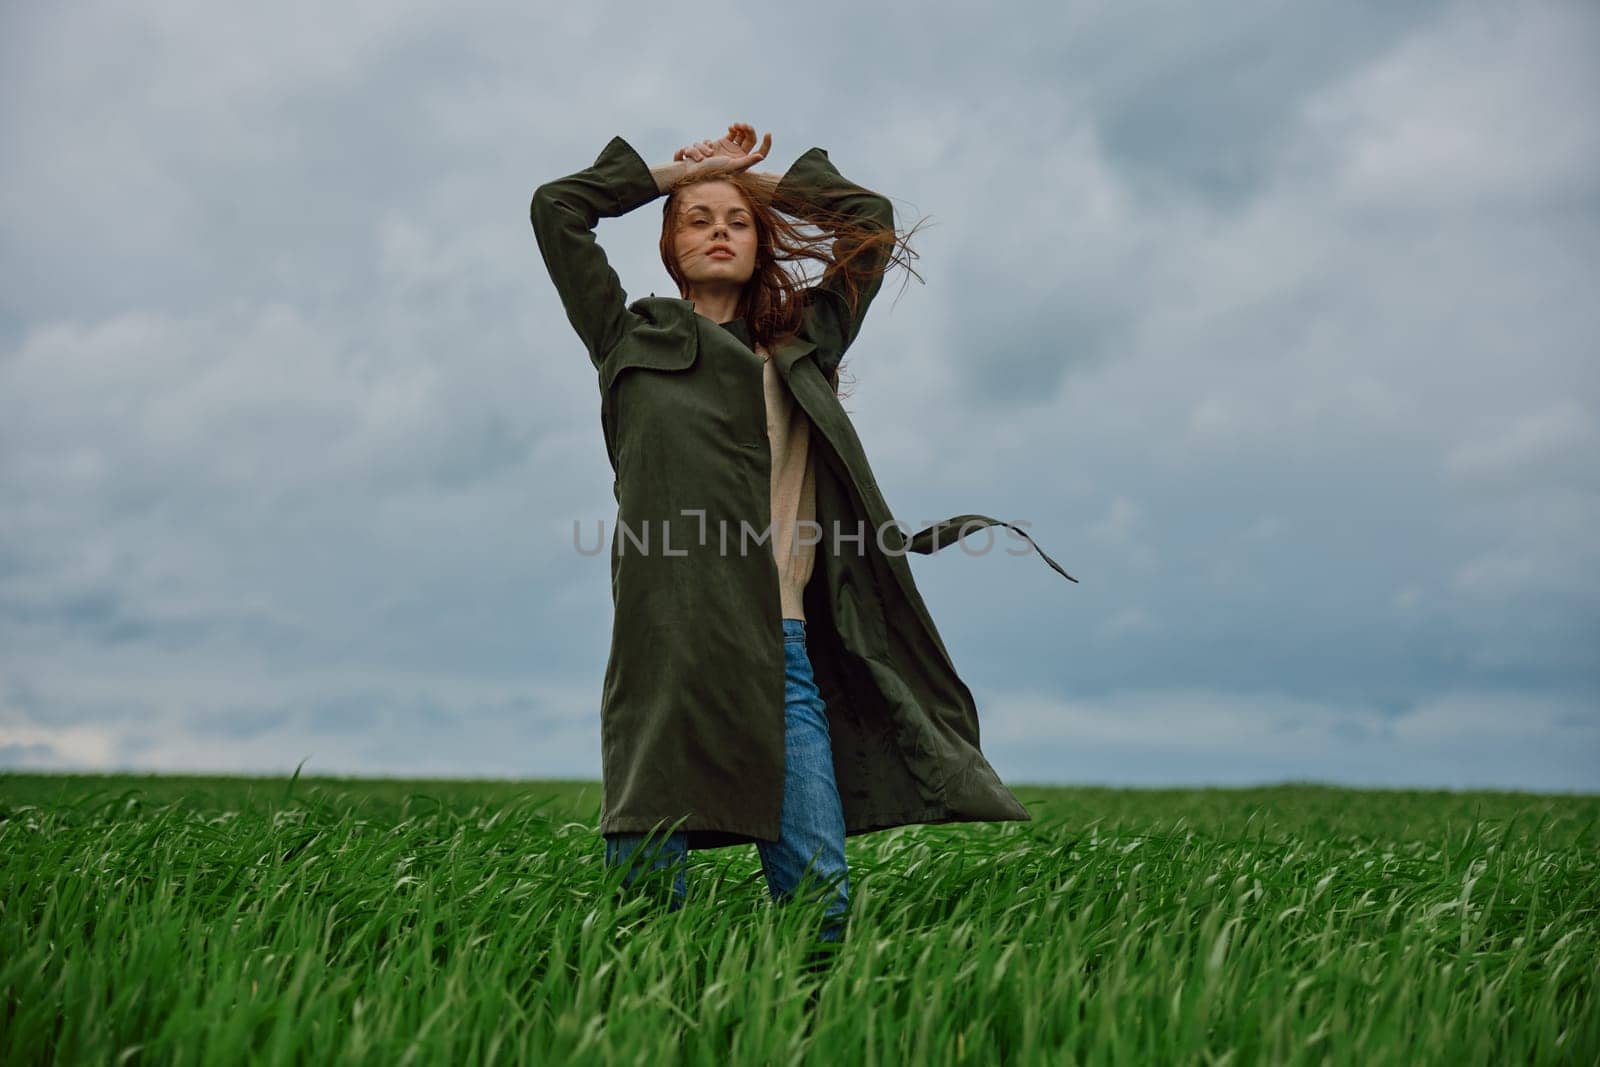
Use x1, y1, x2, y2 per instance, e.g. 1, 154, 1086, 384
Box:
1, 0, 1596, 790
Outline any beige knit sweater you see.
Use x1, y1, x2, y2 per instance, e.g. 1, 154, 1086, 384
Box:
756, 342, 818, 622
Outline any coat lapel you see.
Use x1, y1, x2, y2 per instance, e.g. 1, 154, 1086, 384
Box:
770, 332, 818, 376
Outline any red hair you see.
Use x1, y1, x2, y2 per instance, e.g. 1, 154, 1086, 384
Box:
658, 170, 925, 397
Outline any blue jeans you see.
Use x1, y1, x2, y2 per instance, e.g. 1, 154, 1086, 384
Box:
604, 617, 851, 942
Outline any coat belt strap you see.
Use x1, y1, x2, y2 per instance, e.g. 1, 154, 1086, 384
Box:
905, 514, 1078, 583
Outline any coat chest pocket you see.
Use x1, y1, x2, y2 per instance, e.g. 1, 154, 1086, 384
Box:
600, 335, 703, 471
598, 337, 699, 392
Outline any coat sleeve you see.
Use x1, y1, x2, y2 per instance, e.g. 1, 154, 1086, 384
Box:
530, 136, 662, 370
775, 147, 896, 374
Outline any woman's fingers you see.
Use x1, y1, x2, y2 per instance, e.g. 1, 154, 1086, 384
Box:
670, 126, 768, 174
725, 132, 772, 173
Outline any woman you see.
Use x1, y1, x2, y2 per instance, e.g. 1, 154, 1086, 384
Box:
530, 123, 1076, 945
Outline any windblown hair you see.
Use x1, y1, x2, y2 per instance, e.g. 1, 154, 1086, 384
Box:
657, 170, 926, 396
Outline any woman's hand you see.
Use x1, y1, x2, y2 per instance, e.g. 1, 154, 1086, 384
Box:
672, 122, 772, 179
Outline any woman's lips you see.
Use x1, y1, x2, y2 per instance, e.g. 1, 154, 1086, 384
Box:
709, 250, 734, 259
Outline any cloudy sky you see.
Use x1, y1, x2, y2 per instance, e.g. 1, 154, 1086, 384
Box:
2, 0, 1596, 793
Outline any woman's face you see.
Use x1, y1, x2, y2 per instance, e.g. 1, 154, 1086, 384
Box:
673, 181, 758, 286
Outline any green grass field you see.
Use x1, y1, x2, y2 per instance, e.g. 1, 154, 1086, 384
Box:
2, 773, 1595, 1065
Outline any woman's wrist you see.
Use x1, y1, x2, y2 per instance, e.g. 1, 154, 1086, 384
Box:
743, 170, 780, 205
650, 161, 687, 195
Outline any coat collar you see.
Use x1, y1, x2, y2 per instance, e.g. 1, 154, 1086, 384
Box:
768, 333, 818, 376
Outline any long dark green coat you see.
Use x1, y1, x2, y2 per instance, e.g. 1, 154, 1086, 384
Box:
530, 135, 1075, 851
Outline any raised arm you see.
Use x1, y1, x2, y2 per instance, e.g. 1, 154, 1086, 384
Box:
529, 136, 663, 370
770, 148, 896, 370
